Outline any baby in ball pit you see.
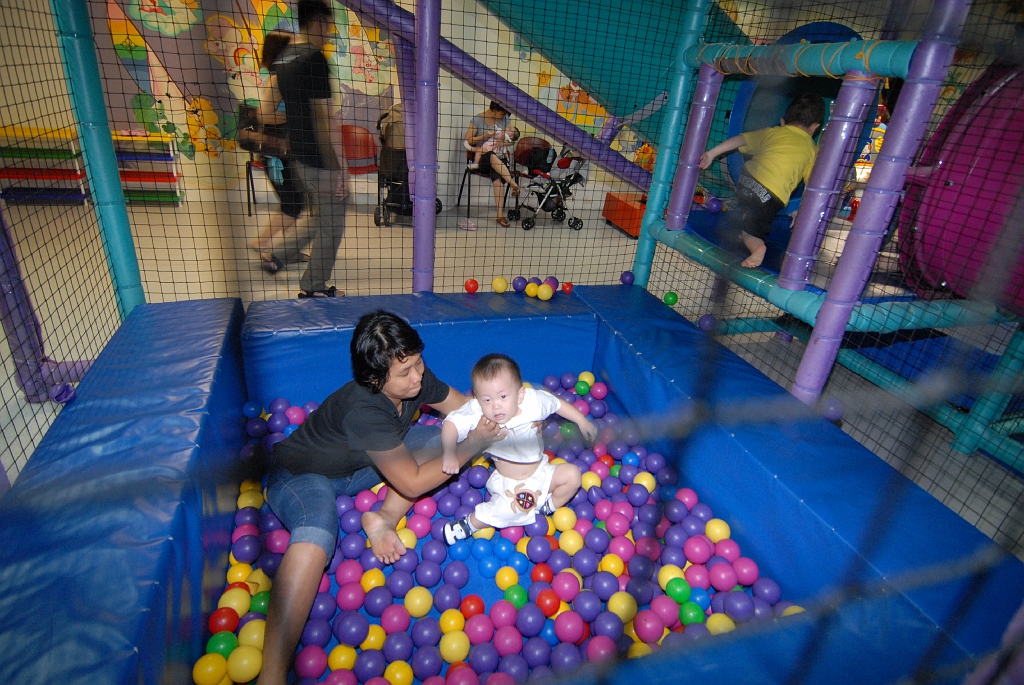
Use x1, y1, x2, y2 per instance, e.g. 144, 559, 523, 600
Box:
441, 353, 596, 545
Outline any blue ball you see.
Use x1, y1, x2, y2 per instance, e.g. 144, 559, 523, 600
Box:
691, 586, 711, 610
508, 551, 530, 575
621, 452, 640, 467
472, 538, 493, 560
450, 539, 471, 561
283, 424, 298, 436
242, 401, 262, 418
492, 538, 515, 560
540, 620, 560, 647
478, 554, 501, 579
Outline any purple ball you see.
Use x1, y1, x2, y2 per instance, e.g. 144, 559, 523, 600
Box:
627, 554, 654, 581
431, 517, 448, 541
593, 611, 623, 640
542, 420, 561, 438
587, 486, 606, 504
753, 577, 782, 605
681, 623, 710, 641
437, 493, 460, 517
588, 400, 608, 418
256, 551, 282, 576
660, 545, 687, 568
560, 373, 577, 390
302, 400, 320, 415
663, 524, 689, 549
301, 617, 332, 647
469, 643, 501, 674
705, 555, 728, 569
515, 603, 547, 637
267, 411, 289, 433
309, 592, 336, 620
353, 649, 385, 682
383, 631, 414, 662
262, 432, 286, 452
711, 591, 727, 615
235, 507, 260, 527
416, 560, 443, 588
333, 611, 369, 647
340, 532, 365, 559
664, 499, 688, 523
690, 503, 713, 522
626, 577, 654, 606
360, 548, 385, 571
232, 535, 262, 564
245, 417, 268, 438
341, 509, 363, 534
238, 610, 263, 631
646, 453, 666, 472
411, 645, 443, 680
386, 569, 414, 598
500, 654, 530, 682
547, 550, 571, 574
543, 376, 560, 391
364, 586, 393, 618
572, 548, 599, 577
617, 464, 638, 484
413, 617, 442, 647
626, 483, 649, 507
631, 522, 656, 541
601, 476, 623, 497
443, 560, 471, 588
572, 590, 602, 622
336, 495, 355, 516
422, 539, 448, 564
268, 397, 290, 414
679, 515, 705, 537
392, 548, 420, 573
574, 502, 595, 521
523, 636, 552, 668
526, 537, 552, 563
570, 487, 588, 505
619, 271, 635, 286
724, 591, 755, 622
550, 643, 582, 675
433, 583, 463, 612
512, 276, 528, 292
752, 596, 773, 621
467, 465, 491, 488
528, 277, 543, 287
527, 581, 551, 604
607, 440, 629, 459
657, 467, 678, 486
638, 503, 661, 524
698, 314, 716, 332
577, 450, 597, 466
591, 571, 618, 601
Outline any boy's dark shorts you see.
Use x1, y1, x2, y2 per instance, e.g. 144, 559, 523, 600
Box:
272, 157, 305, 219
730, 173, 785, 242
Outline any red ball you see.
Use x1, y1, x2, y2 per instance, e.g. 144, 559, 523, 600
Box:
225, 581, 250, 594
208, 606, 240, 634
464, 279, 479, 293
531, 563, 554, 584
561, 282, 574, 294
460, 594, 486, 619
535, 589, 561, 618
597, 455, 615, 469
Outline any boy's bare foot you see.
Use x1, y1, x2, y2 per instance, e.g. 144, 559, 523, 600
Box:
441, 456, 460, 475
362, 510, 407, 564
741, 244, 766, 269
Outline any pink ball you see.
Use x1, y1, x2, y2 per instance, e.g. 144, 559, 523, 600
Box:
493, 625, 523, 657
590, 462, 610, 480
590, 382, 608, 400
593, 500, 613, 521
732, 557, 760, 586
698, 534, 714, 548
573, 399, 590, 416
591, 442, 607, 457
414, 497, 438, 518
586, 635, 617, 662
611, 501, 634, 521
554, 610, 585, 643
377, 485, 388, 501
381, 604, 411, 634
319, 573, 330, 593
486, 674, 516, 685
715, 539, 741, 562
367, 679, 389, 685
500, 526, 525, 543
232, 523, 260, 543
574, 518, 594, 536
466, 613, 495, 645
326, 669, 358, 685
675, 488, 698, 509
355, 490, 377, 512
635, 537, 661, 561
709, 563, 738, 592
650, 595, 681, 629
617, 574, 630, 592
294, 645, 328, 679
489, 599, 518, 629
551, 573, 580, 602
655, 516, 672, 539
608, 536, 635, 562
446, 668, 480, 685
285, 406, 307, 425
683, 536, 712, 564
336, 582, 366, 611
407, 513, 432, 538
605, 513, 630, 537
423, 677, 446, 685
684, 564, 710, 590
633, 609, 665, 643
265, 529, 291, 554
335, 559, 363, 586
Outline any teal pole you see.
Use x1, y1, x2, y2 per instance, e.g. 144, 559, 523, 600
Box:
949, 327, 1024, 454
683, 39, 919, 79
51, 0, 145, 319
632, 0, 712, 287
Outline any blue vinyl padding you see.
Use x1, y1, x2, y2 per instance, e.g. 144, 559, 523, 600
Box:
0, 299, 246, 685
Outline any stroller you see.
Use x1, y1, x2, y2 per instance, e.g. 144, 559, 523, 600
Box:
374, 104, 441, 226
507, 138, 588, 231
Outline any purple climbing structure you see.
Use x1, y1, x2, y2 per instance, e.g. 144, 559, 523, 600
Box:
411, 0, 441, 293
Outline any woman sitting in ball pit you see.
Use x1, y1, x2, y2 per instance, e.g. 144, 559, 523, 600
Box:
257, 310, 504, 685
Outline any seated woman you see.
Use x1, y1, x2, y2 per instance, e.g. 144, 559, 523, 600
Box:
464, 101, 521, 227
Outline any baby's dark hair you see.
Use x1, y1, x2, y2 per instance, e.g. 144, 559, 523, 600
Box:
351, 310, 425, 393
782, 93, 825, 129
471, 353, 523, 387
489, 101, 511, 115
508, 126, 521, 142
298, 0, 332, 28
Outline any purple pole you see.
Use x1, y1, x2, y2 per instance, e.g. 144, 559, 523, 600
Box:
411, 0, 440, 292
777, 71, 879, 289
346, 0, 651, 191
790, 0, 972, 405
0, 201, 91, 404
596, 116, 622, 145
665, 64, 723, 231
395, 35, 417, 196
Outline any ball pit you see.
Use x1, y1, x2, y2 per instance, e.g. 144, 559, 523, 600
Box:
200, 382, 800, 684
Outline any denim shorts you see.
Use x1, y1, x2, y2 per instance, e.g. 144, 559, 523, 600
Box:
266, 424, 441, 556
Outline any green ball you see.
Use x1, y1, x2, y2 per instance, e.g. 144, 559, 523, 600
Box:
504, 584, 528, 609
574, 380, 591, 396
609, 464, 621, 478
666, 577, 692, 604
663, 291, 679, 306
206, 630, 238, 658
679, 601, 706, 625
250, 590, 271, 614
559, 423, 578, 439
595, 521, 607, 531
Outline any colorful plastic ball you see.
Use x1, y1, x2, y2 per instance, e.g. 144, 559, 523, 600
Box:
552, 610, 584, 644
607, 591, 638, 623
404, 587, 433, 618
449, 539, 472, 562
534, 588, 561, 618
461, 595, 486, 619
551, 572, 581, 603
472, 538, 493, 560
468, 642, 500, 674
526, 537, 552, 564
208, 606, 240, 634
514, 603, 546, 637
714, 539, 741, 562
446, 667, 480, 685
663, 291, 679, 306
479, 555, 501, 580
706, 613, 736, 635
552, 507, 577, 532
723, 590, 755, 623
441, 608, 467, 634
697, 314, 717, 332
384, 660, 414, 685
558, 530, 584, 557
619, 271, 635, 285
354, 649, 387, 682
492, 277, 509, 293
465, 613, 496, 645
440, 631, 472, 663
585, 634, 617, 663
410, 618, 442, 648
226, 644, 263, 683
493, 625, 524, 657
650, 594, 681, 629
416, 560, 443, 588
709, 562, 738, 592
666, 576, 692, 604
296, 645, 329, 679
192, 652, 227, 685
465, 279, 480, 293
821, 397, 845, 421
504, 584, 528, 609
238, 618, 267, 649
732, 557, 760, 586
334, 611, 370, 647
549, 642, 582, 675
330, 644, 358, 671
492, 566, 518, 591
571, 547, 599, 577
537, 284, 554, 301
411, 646, 444, 680
525, 283, 539, 298
520, 636, 551, 669
679, 601, 706, 625
598, 554, 624, 577
705, 197, 723, 213
302, 617, 333, 647
561, 282, 574, 294
511, 277, 528, 292
484, 600, 515, 630
753, 577, 782, 605
626, 642, 652, 659
206, 630, 238, 659
218, 587, 251, 617
704, 518, 731, 543
633, 609, 666, 643
683, 536, 713, 564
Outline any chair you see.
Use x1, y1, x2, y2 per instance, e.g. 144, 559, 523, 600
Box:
341, 125, 379, 175
455, 142, 509, 219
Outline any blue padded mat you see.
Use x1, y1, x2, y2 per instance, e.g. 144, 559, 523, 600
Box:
0, 299, 247, 685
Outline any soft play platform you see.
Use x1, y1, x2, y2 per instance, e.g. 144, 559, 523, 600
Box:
0, 286, 1020, 685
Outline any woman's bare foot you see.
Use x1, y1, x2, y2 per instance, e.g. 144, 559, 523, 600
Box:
741, 244, 766, 269
361, 510, 407, 564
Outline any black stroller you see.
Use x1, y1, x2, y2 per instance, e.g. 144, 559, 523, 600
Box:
507, 137, 588, 231
374, 104, 441, 226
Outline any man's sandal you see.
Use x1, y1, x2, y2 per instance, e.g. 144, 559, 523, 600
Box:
298, 286, 344, 298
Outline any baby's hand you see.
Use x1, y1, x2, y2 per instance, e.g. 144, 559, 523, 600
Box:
441, 453, 460, 475
578, 419, 598, 443
699, 151, 714, 170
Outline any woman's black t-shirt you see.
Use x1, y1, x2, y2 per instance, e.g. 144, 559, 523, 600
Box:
273, 366, 450, 479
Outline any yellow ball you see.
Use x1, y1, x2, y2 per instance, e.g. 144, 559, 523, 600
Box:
226, 563, 253, 584
623, 620, 639, 642
371, 482, 385, 494
781, 605, 805, 617
236, 490, 264, 510
217, 587, 251, 617
226, 645, 262, 683
706, 613, 736, 635
607, 591, 638, 623
633, 472, 656, 493
549, 458, 567, 465
516, 537, 530, 555
239, 479, 261, 493
525, 283, 539, 298
563, 568, 583, 584
553, 600, 571, 618
228, 552, 239, 566
492, 277, 509, 293
704, 518, 731, 543
385, 660, 414, 685
627, 642, 653, 659
472, 526, 495, 540
439, 631, 471, 663
577, 371, 596, 386
439, 608, 466, 634
246, 568, 273, 594
558, 530, 584, 556
472, 456, 490, 467
361, 568, 387, 592
328, 644, 357, 671
405, 586, 433, 618
552, 507, 577, 532
361, 624, 387, 651
546, 517, 555, 536
495, 566, 519, 591
238, 618, 266, 649
216, 675, 231, 685
192, 653, 227, 685
397, 527, 418, 550
397, 515, 408, 530
657, 564, 685, 590
537, 284, 554, 300
581, 472, 601, 490
599, 553, 624, 576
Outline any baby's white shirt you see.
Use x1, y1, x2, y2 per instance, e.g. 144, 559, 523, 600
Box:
445, 387, 561, 464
